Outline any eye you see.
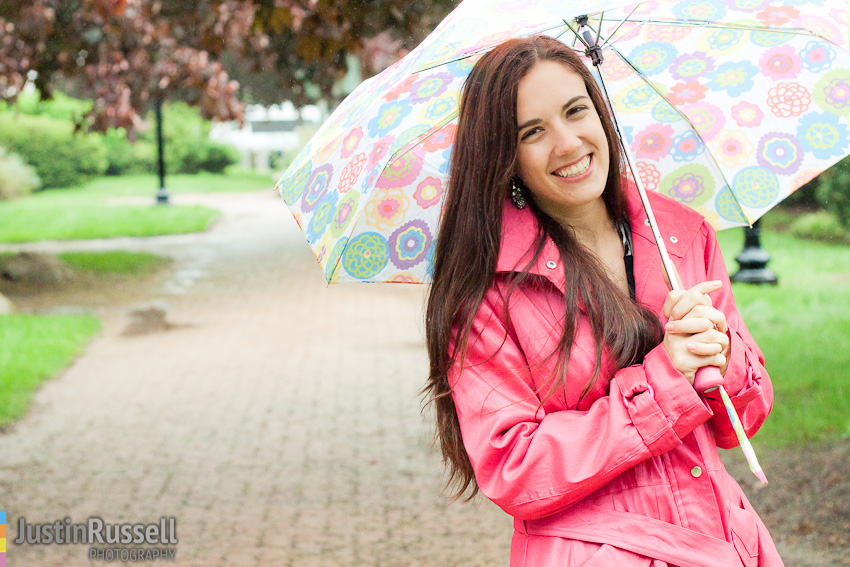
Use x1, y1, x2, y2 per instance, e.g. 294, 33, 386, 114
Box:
520, 126, 543, 141
567, 105, 588, 117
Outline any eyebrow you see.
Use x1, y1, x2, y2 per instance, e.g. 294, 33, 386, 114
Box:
517, 95, 590, 132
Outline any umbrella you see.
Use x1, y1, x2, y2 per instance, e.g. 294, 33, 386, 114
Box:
276, 0, 850, 483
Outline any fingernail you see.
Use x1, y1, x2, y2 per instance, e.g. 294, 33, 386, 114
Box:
687, 342, 697, 350
665, 322, 674, 331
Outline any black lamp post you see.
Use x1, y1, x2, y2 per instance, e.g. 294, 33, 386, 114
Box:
155, 98, 170, 205
730, 219, 778, 284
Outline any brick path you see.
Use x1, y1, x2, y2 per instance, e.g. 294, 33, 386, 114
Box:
0, 190, 511, 566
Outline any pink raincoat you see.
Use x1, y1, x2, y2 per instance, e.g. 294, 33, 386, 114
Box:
448, 187, 783, 567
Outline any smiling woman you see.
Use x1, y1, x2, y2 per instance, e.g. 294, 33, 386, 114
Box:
424, 36, 783, 567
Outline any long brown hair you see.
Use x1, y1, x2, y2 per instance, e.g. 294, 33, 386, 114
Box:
423, 36, 663, 500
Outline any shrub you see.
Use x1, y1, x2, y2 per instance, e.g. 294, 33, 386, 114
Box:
790, 211, 850, 244
0, 147, 41, 200
816, 155, 850, 229
99, 129, 156, 175
0, 113, 108, 188
138, 102, 239, 174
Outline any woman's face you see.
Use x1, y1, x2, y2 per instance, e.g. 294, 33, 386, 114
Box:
515, 60, 610, 220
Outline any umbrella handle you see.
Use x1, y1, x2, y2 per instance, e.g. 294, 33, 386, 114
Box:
693, 366, 724, 392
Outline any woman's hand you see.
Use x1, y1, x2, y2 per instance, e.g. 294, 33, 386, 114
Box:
662, 280, 731, 384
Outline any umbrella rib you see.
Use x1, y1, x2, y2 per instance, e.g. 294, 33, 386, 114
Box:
411, 22, 568, 74
599, 4, 641, 49
620, 19, 824, 40
607, 45, 749, 224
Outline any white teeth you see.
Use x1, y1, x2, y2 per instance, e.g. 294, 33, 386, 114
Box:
554, 155, 591, 178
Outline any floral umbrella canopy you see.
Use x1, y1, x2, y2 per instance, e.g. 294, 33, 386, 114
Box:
276, 0, 850, 284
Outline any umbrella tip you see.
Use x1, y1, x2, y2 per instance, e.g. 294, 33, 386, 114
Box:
755, 470, 768, 486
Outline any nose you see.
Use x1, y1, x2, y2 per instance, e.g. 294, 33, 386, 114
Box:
551, 121, 582, 157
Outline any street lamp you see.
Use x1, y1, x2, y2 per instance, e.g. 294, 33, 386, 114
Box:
155, 98, 170, 205
731, 219, 778, 285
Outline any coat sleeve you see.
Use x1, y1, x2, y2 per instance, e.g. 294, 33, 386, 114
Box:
698, 222, 775, 448
448, 288, 712, 521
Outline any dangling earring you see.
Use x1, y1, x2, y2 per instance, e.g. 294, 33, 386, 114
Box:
511, 178, 526, 209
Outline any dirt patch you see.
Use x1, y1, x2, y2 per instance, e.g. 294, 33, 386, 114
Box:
0, 258, 173, 315
722, 439, 850, 566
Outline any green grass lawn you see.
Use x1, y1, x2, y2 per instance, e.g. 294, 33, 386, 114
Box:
0, 169, 276, 243
716, 227, 850, 447
0, 314, 101, 427
56, 251, 172, 276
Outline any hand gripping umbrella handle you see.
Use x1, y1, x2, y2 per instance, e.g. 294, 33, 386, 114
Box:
693, 366, 724, 392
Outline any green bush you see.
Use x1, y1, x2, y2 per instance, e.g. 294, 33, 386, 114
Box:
136, 102, 239, 174
0, 146, 41, 200
790, 211, 850, 244
816, 155, 850, 229
99, 129, 156, 175
0, 113, 108, 189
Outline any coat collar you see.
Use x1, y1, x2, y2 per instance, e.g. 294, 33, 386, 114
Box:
496, 183, 705, 301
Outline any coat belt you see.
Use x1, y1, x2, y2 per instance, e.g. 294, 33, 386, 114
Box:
521, 503, 743, 567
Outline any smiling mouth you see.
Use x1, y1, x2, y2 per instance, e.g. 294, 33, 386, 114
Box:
553, 155, 592, 178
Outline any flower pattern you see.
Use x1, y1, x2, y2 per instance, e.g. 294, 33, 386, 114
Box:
670, 52, 716, 81
330, 190, 360, 238
389, 220, 433, 269
673, 0, 726, 20
797, 112, 850, 159
667, 81, 708, 105
633, 124, 674, 159
367, 100, 412, 138
376, 152, 424, 190
301, 164, 333, 213
636, 161, 661, 191
305, 192, 338, 243
683, 102, 725, 140
732, 167, 780, 208
367, 136, 394, 168
423, 123, 457, 153
711, 130, 753, 169
699, 29, 744, 53
670, 131, 706, 162
660, 164, 714, 206
757, 133, 803, 174
814, 70, 850, 116
767, 83, 811, 118
706, 61, 758, 97
408, 73, 453, 105
731, 102, 764, 127
337, 153, 368, 193
759, 46, 801, 80
413, 176, 443, 208
627, 42, 679, 76
342, 232, 389, 280
324, 238, 348, 282
756, 5, 799, 24
340, 127, 363, 159
800, 41, 836, 73
365, 187, 410, 231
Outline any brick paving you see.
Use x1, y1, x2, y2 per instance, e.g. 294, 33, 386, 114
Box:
0, 190, 511, 567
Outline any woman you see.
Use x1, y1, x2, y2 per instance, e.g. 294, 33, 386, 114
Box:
424, 36, 782, 567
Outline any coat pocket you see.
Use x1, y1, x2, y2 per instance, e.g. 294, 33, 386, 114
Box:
728, 499, 760, 567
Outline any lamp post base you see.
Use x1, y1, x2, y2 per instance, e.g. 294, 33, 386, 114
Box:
731, 220, 778, 285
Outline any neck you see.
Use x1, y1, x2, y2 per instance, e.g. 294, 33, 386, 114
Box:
544, 196, 613, 248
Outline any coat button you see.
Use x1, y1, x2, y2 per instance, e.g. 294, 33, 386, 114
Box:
644, 218, 650, 225
691, 466, 702, 478
546, 260, 557, 269
670, 236, 678, 244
